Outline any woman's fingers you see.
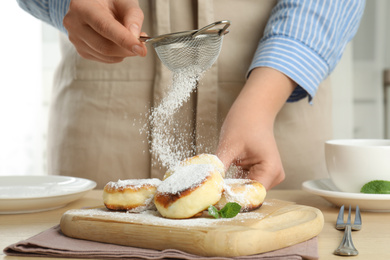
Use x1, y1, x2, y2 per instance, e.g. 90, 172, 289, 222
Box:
63, 0, 147, 63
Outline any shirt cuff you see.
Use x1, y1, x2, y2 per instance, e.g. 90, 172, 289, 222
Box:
49, 0, 71, 34
248, 36, 329, 103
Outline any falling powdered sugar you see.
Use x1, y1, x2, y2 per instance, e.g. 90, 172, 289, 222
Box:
148, 67, 204, 170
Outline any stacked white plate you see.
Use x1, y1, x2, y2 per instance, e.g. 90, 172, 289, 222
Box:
0, 175, 96, 214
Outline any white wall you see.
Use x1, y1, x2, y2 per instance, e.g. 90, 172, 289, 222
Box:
0, 2, 43, 175
331, 0, 390, 140
41, 23, 61, 173
352, 0, 389, 138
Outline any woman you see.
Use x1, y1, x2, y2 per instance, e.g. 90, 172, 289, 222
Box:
17, 0, 365, 189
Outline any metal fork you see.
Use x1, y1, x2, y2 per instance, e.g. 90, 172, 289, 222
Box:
334, 205, 362, 256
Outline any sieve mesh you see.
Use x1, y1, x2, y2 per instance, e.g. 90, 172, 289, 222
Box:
152, 33, 223, 72
141, 21, 230, 73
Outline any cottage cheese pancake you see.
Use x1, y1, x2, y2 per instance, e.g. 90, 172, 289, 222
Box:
154, 164, 224, 219
103, 179, 161, 212
163, 154, 225, 180
216, 179, 266, 212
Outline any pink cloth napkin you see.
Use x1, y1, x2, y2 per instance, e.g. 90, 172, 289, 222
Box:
4, 225, 318, 260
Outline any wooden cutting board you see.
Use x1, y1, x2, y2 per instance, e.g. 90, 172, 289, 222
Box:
60, 199, 323, 257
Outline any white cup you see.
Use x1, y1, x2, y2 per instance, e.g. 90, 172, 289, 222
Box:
325, 139, 390, 193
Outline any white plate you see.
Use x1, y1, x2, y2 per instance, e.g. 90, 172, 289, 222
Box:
302, 178, 390, 212
0, 175, 96, 214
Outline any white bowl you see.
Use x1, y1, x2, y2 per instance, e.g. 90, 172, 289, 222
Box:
325, 139, 390, 193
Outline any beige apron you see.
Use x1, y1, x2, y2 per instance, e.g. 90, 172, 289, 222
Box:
48, 0, 332, 189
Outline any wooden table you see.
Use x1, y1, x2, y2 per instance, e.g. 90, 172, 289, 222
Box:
1, 190, 389, 259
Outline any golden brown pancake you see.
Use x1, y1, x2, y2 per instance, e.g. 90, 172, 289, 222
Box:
163, 154, 225, 180
215, 179, 266, 212
155, 164, 224, 219
103, 179, 161, 212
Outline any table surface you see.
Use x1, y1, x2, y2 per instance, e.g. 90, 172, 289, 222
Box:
1, 189, 389, 260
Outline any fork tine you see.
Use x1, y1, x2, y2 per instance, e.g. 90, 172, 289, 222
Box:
346, 205, 352, 225
354, 205, 362, 225
336, 205, 345, 229
352, 205, 362, 231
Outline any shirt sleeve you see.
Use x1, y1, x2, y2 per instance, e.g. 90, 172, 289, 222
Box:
16, 0, 70, 34
249, 0, 366, 102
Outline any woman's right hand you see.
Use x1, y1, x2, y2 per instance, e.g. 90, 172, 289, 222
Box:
216, 67, 297, 190
63, 0, 147, 63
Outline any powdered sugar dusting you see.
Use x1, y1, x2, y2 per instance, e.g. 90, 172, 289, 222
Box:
223, 178, 250, 185
106, 179, 161, 190
222, 180, 254, 206
69, 208, 266, 227
127, 201, 157, 213
262, 201, 274, 206
157, 164, 214, 194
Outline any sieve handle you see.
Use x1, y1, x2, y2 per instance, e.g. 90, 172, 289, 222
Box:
139, 36, 150, 42
192, 20, 231, 38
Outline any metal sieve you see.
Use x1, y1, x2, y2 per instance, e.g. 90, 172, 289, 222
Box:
140, 20, 230, 72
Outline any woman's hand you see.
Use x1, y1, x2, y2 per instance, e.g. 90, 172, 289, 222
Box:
216, 67, 296, 190
63, 0, 147, 63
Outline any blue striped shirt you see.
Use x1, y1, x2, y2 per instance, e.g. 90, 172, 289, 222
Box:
17, 0, 365, 102
17, 0, 70, 34
250, 0, 365, 102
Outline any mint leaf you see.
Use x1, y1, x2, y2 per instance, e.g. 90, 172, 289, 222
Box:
208, 202, 242, 219
361, 180, 390, 194
208, 205, 220, 219
219, 202, 242, 218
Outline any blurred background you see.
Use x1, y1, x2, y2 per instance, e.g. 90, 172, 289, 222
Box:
1, 0, 389, 176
